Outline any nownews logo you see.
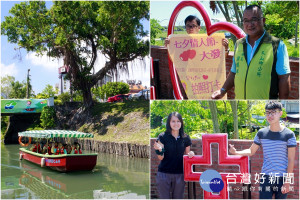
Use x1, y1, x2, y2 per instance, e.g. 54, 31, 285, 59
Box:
199, 169, 224, 193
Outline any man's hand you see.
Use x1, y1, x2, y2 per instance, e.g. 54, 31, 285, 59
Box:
222, 38, 229, 50
211, 89, 226, 99
278, 74, 290, 99
281, 183, 290, 194
164, 38, 170, 47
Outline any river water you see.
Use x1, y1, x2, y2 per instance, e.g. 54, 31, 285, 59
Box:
1, 145, 149, 199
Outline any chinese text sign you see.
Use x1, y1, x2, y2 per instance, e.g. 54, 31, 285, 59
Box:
168, 33, 226, 99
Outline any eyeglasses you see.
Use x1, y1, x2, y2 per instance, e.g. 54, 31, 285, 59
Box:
185, 24, 199, 29
242, 17, 262, 24
264, 110, 280, 116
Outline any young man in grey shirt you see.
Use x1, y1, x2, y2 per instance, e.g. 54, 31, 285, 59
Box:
229, 101, 297, 199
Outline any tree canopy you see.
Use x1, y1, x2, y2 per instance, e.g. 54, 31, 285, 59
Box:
150, 100, 289, 139
210, 1, 299, 40
150, 19, 163, 45
1, 75, 33, 99
41, 84, 57, 98
1, 1, 149, 107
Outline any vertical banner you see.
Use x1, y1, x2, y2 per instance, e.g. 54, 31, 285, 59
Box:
168, 33, 226, 99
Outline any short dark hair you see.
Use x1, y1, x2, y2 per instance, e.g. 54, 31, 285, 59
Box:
265, 101, 282, 111
166, 112, 185, 138
185, 15, 200, 26
244, 5, 263, 16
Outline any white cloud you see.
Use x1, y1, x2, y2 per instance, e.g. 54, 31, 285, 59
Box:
26, 52, 63, 71
1, 62, 18, 77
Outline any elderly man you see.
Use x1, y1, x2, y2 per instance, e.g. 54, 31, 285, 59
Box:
212, 5, 290, 99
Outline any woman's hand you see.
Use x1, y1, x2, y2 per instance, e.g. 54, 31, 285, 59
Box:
153, 141, 164, 152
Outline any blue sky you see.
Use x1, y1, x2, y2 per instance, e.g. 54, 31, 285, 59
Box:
151, 1, 226, 26
1, 1, 150, 95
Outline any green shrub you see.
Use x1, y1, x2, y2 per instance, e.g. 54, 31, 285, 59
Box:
54, 99, 63, 105
58, 92, 71, 104
1, 116, 9, 140
150, 126, 166, 138
40, 106, 56, 129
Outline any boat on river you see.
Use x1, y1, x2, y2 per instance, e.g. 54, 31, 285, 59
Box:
18, 130, 97, 172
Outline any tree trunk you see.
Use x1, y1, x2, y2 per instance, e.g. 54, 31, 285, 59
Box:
229, 100, 239, 139
223, 101, 228, 133
232, 1, 242, 28
208, 101, 220, 133
81, 81, 94, 108
247, 100, 252, 134
217, 1, 231, 22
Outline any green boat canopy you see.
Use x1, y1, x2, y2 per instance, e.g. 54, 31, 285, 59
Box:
18, 130, 94, 138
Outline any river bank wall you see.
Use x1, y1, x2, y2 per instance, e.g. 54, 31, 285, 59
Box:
59, 138, 149, 159
80, 139, 149, 159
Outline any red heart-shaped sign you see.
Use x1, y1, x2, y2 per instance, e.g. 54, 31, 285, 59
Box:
203, 75, 208, 80
167, 1, 246, 99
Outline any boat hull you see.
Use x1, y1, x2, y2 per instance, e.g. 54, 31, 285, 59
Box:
19, 148, 97, 172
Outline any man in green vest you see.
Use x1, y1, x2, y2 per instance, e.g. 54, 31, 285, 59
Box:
212, 5, 291, 100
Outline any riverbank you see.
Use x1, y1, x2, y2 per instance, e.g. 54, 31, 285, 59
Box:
57, 100, 150, 159
56, 100, 150, 158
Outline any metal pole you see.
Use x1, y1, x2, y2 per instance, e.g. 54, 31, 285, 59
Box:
61, 74, 63, 94
26, 69, 30, 98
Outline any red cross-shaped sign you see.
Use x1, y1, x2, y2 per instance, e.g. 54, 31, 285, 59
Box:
184, 134, 250, 199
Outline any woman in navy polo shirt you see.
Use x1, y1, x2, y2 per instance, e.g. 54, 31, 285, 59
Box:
154, 112, 195, 199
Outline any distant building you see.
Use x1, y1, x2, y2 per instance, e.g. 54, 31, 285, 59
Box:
281, 100, 299, 124
97, 73, 113, 87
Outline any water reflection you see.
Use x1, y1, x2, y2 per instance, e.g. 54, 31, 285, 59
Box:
1, 145, 149, 199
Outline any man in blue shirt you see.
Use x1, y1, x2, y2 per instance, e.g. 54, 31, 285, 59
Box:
212, 5, 290, 99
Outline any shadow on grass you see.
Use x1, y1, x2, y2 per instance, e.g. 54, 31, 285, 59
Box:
82, 100, 149, 136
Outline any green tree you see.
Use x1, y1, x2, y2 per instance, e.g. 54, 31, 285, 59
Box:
10, 80, 27, 98
40, 106, 56, 129
57, 92, 71, 104
1, 75, 15, 98
1, 1, 149, 108
208, 101, 220, 133
72, 90, 84, 102
150, 19, 163, 45
210, 1, 298, 41
151, 100, 213, 138
262, 1, 299, 40
41, 84, 56, 98
210, 1, 250, 43
229, 100, 239, 138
